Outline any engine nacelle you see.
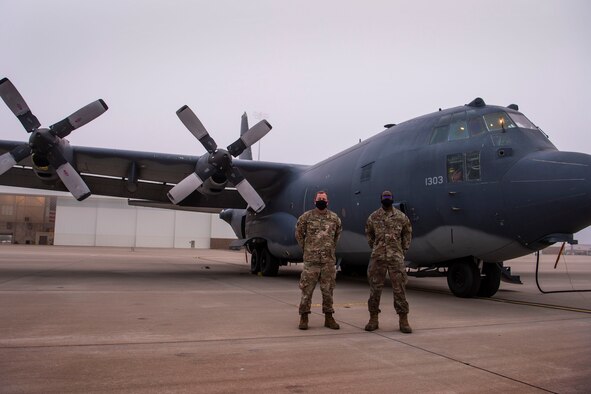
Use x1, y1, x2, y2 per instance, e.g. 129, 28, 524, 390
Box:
219, 208, 246, 239
198, 173, 228, 195
31, 137, 74, 183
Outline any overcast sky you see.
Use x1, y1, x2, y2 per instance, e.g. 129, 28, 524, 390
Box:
2, 0, 591, 240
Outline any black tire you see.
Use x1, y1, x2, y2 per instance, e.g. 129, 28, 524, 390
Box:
340, 263, 367, 277
477, 262, 502, 297
250, 249, 261, 274
447, 260, 481, 298
260, 248, 280, 277
339, 263, 354, 276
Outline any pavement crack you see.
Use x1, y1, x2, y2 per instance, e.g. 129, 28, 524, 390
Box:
358, 328, 558, 394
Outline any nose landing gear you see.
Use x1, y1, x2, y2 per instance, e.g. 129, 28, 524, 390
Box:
446, 258, 505, 298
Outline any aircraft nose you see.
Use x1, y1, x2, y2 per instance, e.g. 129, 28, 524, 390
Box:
501, 150, 591, 247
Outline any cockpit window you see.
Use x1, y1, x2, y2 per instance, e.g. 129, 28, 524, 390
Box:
483, 112, 516, 132
467, 116, 486, 136
436, 114, 451, 126
448, 112, 468, 141
430, 111, 483, 144
509, 113, 537, 130
430, 110, 534, 145
430, 126, 447, 144
447, 151, 481, 182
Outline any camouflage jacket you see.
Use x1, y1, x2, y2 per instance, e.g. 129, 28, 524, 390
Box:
295, 209, 342, 264
365, 207, 412, 261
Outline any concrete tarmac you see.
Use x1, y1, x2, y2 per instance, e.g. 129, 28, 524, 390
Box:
0, 245, 590, 393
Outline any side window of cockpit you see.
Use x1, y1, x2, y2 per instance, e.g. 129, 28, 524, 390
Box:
447, 151, 481, 183
466, 152, 481, 180
430, 126, 448, 144
429, 114, 451, 144
447, 153, 465, 182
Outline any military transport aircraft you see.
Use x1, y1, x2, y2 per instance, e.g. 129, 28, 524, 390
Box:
1, 77, 590, 298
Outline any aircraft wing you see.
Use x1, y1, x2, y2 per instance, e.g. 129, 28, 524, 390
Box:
0, 140, 307, 213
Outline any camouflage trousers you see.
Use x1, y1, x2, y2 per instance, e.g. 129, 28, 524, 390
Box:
367, 257, 409, 315
298, 262, 336, 315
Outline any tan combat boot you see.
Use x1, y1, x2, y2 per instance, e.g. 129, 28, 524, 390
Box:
399, 313, 412, 334
324, 313, 340, 329
299, 313, 309, 330
364, 313, 379, 331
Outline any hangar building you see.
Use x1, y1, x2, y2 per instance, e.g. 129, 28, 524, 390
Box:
0, 186, 236, 248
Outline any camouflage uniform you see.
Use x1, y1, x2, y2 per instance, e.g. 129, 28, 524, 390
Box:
365, 206, 412, 315
296, 209, 342, 315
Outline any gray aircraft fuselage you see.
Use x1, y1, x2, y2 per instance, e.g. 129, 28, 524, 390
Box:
235, 100, 591, 276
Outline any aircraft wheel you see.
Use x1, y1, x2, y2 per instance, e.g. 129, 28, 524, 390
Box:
477, 262, 502, 297
340, 263, 367, 277
250, 249, 261, 274
447, 260, 481, 298
260, 248, 280, 277
339, 263, 354, 276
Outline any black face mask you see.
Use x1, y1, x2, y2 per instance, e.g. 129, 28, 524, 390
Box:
381, 199, 393, 208
315, 200, 328, 210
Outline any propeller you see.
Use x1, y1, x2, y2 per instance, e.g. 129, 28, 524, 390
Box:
167, 106, 271, 212
0, 77, 108, 200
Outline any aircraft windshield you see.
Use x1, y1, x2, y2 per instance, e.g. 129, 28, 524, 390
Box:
430, 110, 541, 145
508, 113, 537, 130
483, 112, 515, 132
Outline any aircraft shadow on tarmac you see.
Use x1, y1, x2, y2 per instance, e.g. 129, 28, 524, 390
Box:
1, 258, 588, 296
0, 264, 400, 289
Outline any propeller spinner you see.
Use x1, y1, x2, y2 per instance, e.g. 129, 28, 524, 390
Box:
167, 106, 271, 213
0, 78, 108, 201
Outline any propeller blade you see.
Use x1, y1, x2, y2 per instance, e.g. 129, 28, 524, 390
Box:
50, 99, 108, 138
176, 105, 217, 153
227, 166, 265, 213
0, 153, 17, 175
0, 144, 32, 175
55, 162, 91, 201
0, 78, 41, 132
234, 178, 265, 213
227, 120, 272, 157
45, 147, 91, 201
167, 172, 205, 204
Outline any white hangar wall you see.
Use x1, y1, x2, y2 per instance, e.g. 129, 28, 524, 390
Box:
53, 196, 235, 248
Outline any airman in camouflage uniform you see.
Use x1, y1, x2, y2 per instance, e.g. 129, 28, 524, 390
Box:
295, 191, 342, 330
365, 190, 413, 333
